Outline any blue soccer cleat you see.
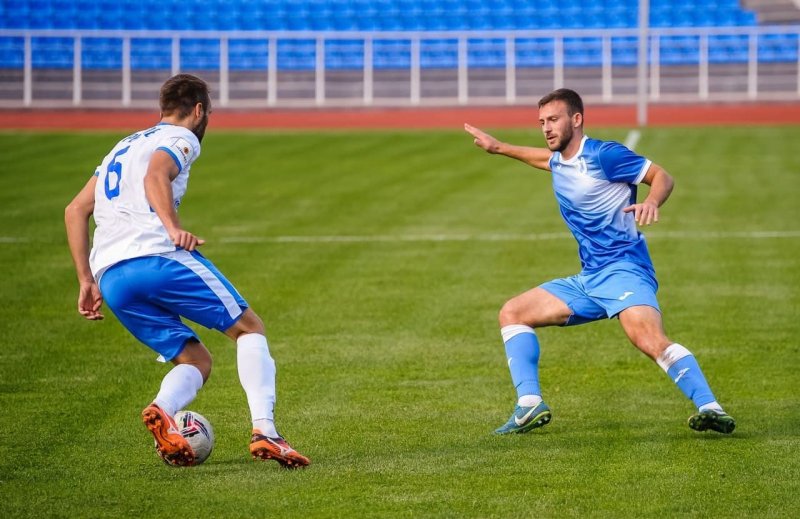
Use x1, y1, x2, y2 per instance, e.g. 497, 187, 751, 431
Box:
494, 401, 552, 435
688, 409, 736, 434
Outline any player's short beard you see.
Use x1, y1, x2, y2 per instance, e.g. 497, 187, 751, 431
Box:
549, 124, 573, 152
192, 112, 209, 143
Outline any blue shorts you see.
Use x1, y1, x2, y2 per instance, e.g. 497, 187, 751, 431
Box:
99, 249, 248, 362
540, 261, 660, 326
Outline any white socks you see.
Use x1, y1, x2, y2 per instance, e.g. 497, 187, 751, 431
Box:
153, 363, 204, 417
518, 395, 543, 407
699, 402, 724, 413
237, 333, 278, 437
655, 343, 692, 372
501, 324, 536, 343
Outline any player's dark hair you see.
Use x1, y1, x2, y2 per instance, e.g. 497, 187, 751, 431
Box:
538, 88, 584, 117
159, 74, 210, 118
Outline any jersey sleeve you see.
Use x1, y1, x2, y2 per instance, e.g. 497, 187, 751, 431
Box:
597, 141, 651, 184
155, 132, 200, 173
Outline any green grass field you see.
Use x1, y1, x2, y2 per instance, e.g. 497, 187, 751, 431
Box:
0, 125, 798, 518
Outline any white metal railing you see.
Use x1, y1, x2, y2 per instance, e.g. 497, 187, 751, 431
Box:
1, 26, 799, 109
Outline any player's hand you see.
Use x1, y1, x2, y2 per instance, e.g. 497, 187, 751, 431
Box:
170, 229, 206, 251
78, 281, 104, 320
464, 123, 502, 154
623, 201, 660, 226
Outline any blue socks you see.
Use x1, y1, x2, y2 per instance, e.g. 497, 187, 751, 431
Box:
501, 325, 541, 400
657, 343, 717, 409
500, 333, 721, 412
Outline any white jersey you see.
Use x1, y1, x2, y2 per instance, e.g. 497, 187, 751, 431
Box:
89, 123, 201, 279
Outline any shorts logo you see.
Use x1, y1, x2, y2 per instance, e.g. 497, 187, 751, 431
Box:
618, 291, 634, 301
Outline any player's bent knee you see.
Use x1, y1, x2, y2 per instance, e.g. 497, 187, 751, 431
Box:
225, 308, 266, 339
631, 337, 671, 361
498, 300, 525, 327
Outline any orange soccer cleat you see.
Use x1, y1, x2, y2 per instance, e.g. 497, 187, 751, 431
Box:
250, 431, 310, 469
141, 403, 195, 467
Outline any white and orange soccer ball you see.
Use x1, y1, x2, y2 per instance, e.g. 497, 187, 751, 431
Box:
172, 410, 215, 465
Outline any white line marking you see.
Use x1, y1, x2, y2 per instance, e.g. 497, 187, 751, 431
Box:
624, 129, 641, 150
220, 232, 568, 243
218, 230, 800, 244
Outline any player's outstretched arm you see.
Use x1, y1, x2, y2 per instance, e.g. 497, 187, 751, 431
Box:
464, 123, 552, 171
623, 162, 674, 226
144, 150, 205, 251
65, 176, 104, 320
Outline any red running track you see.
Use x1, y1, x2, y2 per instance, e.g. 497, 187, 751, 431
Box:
0, 103, 799, 130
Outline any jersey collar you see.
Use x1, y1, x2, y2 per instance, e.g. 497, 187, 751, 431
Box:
558, 135, 588, 164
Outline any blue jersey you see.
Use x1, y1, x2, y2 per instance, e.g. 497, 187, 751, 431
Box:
549, 136, 654, 274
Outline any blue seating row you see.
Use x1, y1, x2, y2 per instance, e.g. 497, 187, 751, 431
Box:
1, 0, 787, 69
1, 0, 757, 31
1, 34, 796, 70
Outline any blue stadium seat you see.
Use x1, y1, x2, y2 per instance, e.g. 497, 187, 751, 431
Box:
3, 4, 30, 29
709, 34, 748, 63
328, 11, 359, 31
181, 39, 221, 70
32, 36, 72, 67
230, 39, 269, 70
565, 37, 602, 67
324, 40, 362, 70
0, 37, 24, 67
276, 40, 316, 71
734, 10, 757, 26
82, 38, 123, 69
611, 36, 638, 66
516, 38, 555, 67
759, 33, 799, 63
420, 39, 457, 67
131, 38, 171, 70
374, 40, 411, 69
468, 38, 504, 68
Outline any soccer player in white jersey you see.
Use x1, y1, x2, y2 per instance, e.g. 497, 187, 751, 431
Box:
464, 88, 735, 435
64, 74, 310, 467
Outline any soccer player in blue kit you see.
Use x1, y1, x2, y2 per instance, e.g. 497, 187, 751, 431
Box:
65, 74, 310, 467
464, 88, 735, 435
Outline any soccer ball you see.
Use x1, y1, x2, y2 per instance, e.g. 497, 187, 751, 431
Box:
173, 410, 215, 465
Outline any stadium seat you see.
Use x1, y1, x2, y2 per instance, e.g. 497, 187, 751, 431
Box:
229, 39, 269, 70
82, 38, 123, 69
32, 36, 73, 67
565, 37, 603, 67
467, 38, 504, 68
131, 38, 172, 70
759, 33, 799, 63
0, 37, 24, 67
374, 40, 411, 69
420, 39, 458, 68
516, 38, 555, 67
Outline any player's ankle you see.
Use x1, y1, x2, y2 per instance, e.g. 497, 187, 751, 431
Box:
517, 394, 543, 407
